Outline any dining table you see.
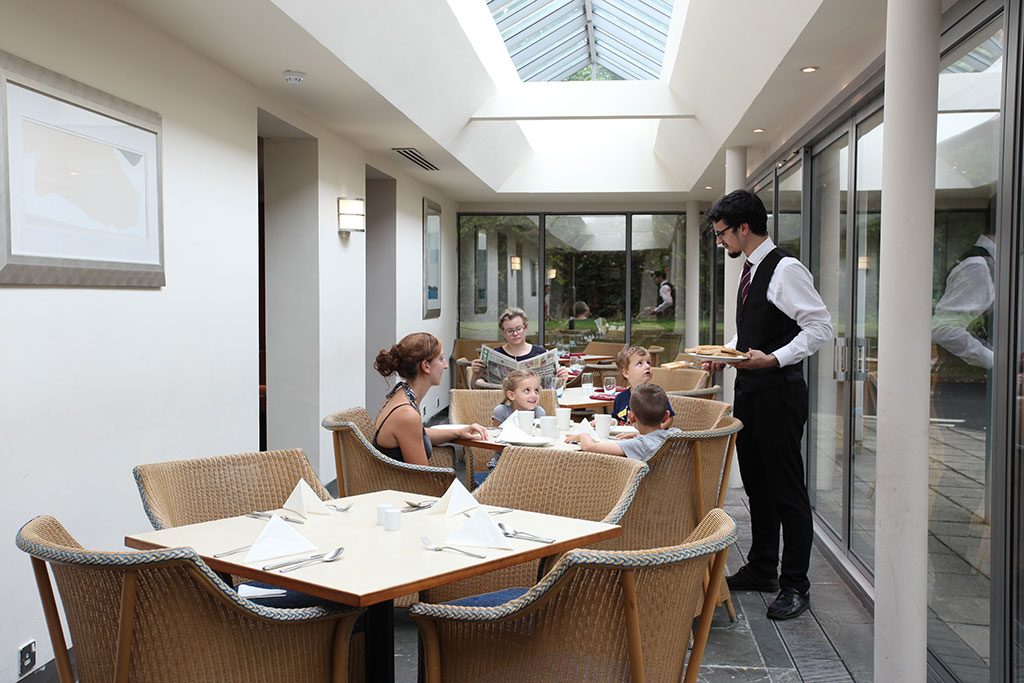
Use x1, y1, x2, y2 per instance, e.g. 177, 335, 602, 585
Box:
124, 489, 621, 683
558, 386, 616, 410
451, 423, 639, 452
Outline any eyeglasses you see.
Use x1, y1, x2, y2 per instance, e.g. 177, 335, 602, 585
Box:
712, 224, 739, 239
502, 325, 526, 336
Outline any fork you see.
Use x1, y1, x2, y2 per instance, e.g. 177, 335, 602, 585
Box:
247, 511, 305, 524
402, 500, 436, 513
498, 522, 554, 544
327, 502, 354, 512
420, 536, 486, 559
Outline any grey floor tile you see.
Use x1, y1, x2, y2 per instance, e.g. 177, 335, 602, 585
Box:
702, 620, 766, 668
796, 658, 854, 682
820, 621, 873, 675
698, 665, 774, 682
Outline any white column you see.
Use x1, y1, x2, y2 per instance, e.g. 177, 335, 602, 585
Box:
685, 199, 701, 349
874, 0, 939, 680
724, 146, 746, 488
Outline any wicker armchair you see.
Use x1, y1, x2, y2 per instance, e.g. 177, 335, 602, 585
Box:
583, 340, 625, 357
17, 515, 361, 683
668, 386, 722, 399
650, 366, 710, 392
422, 447, 647, 604
322, 409, 455, 498
448, 389, 558, 487
332, 405, 456, 470
666, 394, 731, 432
594, 416, 742, 620
583, 362, 619, 389
133, 449, 329, 531
410, 508, 737, 683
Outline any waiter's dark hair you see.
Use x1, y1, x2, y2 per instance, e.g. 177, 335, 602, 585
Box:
707, 190, 768, 236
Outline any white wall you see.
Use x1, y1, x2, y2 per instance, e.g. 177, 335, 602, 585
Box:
365, 176, 398, 406
0, 0, 457, 678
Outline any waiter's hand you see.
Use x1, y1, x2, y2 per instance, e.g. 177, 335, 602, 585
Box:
733, 349, 778, 370
701, 360, 725, 373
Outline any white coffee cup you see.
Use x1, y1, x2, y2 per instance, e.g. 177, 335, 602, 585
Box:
516, 410, 534, 434
538, 415, 558, 439
555, 407, 572, 431
384, 507, 401, 531
377, 503, 394, 526
593, 414, 612, 439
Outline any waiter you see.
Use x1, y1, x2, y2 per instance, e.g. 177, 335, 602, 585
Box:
704, 190, 832, 621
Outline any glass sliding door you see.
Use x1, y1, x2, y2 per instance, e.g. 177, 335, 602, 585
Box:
808, 132, 850, 537
630, 214, 685, 357
778, 161, 803, 257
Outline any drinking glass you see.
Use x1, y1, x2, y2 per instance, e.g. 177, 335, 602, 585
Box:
581, 372, 594, 393
603, 377, 616, 394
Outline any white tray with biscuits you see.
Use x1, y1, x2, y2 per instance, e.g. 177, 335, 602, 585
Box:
683, 345, 750, 363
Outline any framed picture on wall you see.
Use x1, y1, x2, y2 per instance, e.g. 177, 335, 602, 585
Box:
423, 198, 441, 319
0, 50, 164, 286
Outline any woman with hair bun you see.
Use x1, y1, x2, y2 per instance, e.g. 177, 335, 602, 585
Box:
372, 332, 488, 465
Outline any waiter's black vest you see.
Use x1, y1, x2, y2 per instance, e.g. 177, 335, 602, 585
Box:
736, 247, 804, 393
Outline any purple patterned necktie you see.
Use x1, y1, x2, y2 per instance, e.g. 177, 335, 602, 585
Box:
739, 260, 752, 305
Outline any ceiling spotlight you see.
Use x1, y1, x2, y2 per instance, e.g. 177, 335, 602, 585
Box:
282, 69, 306, 85
753, 128, 765, 133
801, 65, 819, 73
705, 186, 713, 190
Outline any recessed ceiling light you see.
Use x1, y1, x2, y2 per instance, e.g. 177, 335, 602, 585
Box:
705, 186, 713, 190
753, 128, 765, 133
801, 65, 819, 73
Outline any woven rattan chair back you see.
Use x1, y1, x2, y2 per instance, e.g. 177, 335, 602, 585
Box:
16, 515, 358, 683
667, 394, 731, 432
423, 448, 647, 603
650, 366, 710, 392
133, 449, 328, 531
583, 340, 625, 357
322, 411, 455, 498
410, 508, 737, 683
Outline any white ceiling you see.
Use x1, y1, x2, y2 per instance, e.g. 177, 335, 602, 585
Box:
109, 0, 889, 206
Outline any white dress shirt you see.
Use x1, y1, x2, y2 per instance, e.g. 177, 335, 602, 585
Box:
653, 281, 674, 313
726, 238, 833, 368
931, 235, 995, 369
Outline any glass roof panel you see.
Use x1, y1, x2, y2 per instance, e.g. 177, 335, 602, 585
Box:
488, 0, 675, 81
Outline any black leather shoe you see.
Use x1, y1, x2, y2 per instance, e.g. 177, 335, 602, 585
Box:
726, 565, 780, 592
766, 587, 810, 620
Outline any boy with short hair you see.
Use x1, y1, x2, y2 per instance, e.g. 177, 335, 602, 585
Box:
612, 346, 674, 427
565, 384, 680, 462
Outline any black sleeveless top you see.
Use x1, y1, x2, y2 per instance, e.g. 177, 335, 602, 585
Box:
372, 382, 433, 463
735, 247, 804, 394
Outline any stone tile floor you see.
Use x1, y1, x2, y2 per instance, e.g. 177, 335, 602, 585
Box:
388, 487, 876, 682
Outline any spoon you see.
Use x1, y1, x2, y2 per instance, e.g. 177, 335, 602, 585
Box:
327, 502, 354, 512
420, 536, 486, 559
498, 522, 555, 544
278, 547, 345, 572
402, 500, 436, 512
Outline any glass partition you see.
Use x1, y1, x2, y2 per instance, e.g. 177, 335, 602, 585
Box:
458, 215, 540, 340
545, 214, 626, 351
778, 161, 803, 256
630, 214, 686, 358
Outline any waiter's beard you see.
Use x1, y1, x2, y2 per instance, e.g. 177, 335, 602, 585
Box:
728, 249, 742, 259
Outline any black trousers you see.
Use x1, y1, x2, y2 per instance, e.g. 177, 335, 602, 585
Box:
733, 380, 812, 593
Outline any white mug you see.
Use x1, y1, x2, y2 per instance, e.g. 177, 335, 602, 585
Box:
538, 415, 558, 439
377, 503, 394, 526
593, 414, 612, 439
516, 410, 535, 434
384, 507, 401, 531
555, 407, 572, 431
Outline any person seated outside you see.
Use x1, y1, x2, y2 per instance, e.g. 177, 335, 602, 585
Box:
567, 301, 597, 331
491, 370, 546, 426
564, 384, 680, 462
470, 307, 569, 383
611, 346, 674, 429
373, 332, 488, 465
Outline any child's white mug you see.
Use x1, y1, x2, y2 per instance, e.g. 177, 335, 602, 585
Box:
516, 410, 535, 434
593, 414, 612, 439
555, 407, 572, 431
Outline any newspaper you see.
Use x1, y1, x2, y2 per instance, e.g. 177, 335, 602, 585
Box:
479, 346, 559, 385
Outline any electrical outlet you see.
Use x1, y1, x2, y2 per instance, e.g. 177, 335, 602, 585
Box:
19, 640, 36, 676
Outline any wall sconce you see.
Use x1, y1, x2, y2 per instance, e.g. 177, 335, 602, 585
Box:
858, 256, 870, 270
547, 268, 557, 280
337, 197, 365, 234
510, 256, 522, 271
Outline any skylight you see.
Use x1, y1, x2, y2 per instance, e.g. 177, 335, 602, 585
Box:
488, 0, 674, 82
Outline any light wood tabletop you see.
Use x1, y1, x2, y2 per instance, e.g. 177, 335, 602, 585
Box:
558, 386, 616, 409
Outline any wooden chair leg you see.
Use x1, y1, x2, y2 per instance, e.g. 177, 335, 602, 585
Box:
30, 558, 75, 683
620, 569, 646, 683
113, 569, 138, 683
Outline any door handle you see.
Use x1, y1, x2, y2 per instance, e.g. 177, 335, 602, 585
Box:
833, 337, 847, 382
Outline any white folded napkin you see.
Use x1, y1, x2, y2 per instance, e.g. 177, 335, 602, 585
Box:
446, 507, 513, 550
566, 419, 597, 438
238, 584, 287, 599
428, 478, 480, 519
496, 414, 533, 443
243, 515, 318, 563
282, 479, 332, 518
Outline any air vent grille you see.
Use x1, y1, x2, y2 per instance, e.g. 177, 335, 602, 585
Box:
391, 147, 439, 171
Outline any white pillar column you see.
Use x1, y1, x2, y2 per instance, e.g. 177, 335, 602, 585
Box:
874, 0, 939, 680
685, 199, 701, 349
724, 146, 746, 488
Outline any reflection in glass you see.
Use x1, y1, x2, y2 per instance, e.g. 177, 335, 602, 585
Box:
755, 175, 775, 241
808, 134, 849, 537
458, 215, 540, 340
545, 215, 626, 350
778, 162, 802, 256
926, 21, 1002, 680
631, 214, 686, 358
